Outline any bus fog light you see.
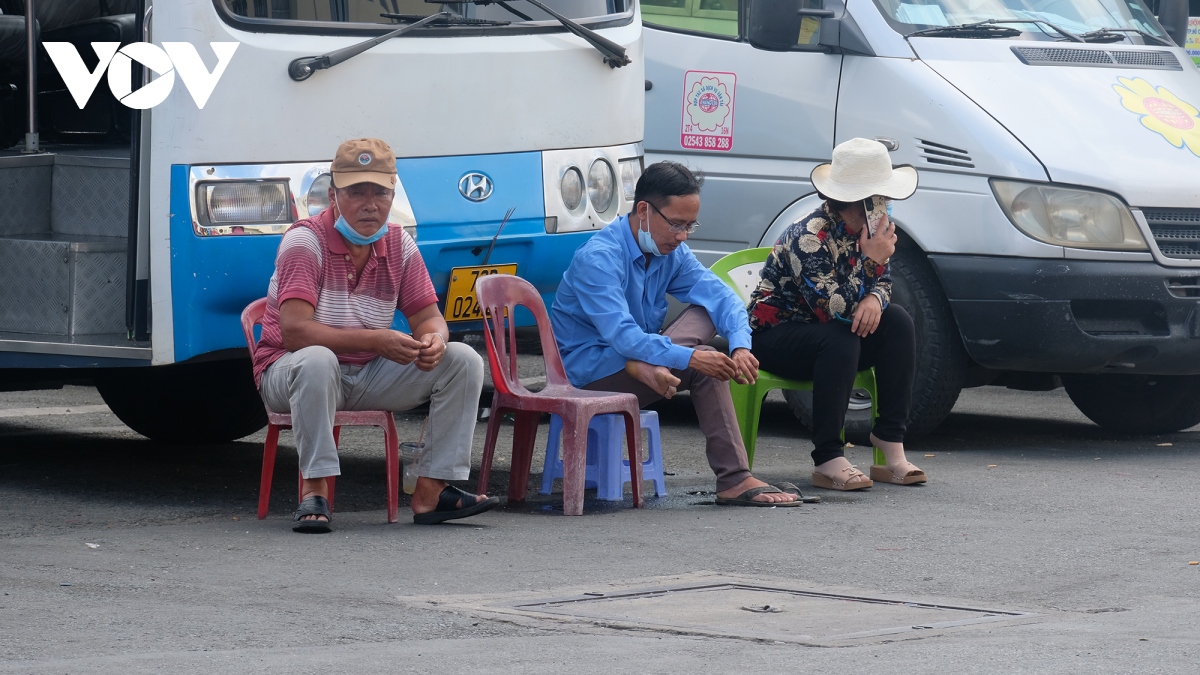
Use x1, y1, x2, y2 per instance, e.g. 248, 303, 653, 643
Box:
560, 167, 584, 210
588, 159, 615, 213
198, 180, 292, 226
992, 180, 1147, 251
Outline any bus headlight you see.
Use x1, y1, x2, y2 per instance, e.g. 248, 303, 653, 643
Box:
560, 167, 584, 211
588, 159, 615, 213
197, 180, 292, 226
306, 173, 332, 217
992, 180, 1147, 251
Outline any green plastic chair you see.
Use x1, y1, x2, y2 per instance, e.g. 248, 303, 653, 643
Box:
709, 247, 882, 468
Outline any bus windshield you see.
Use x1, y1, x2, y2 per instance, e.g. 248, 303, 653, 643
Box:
875, 0, 1166, 39
220, 0, 630, 26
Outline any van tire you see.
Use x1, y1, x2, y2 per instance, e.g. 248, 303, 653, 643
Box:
95, 359, 267, 443
784, 242, 967, 441
1062, 373, 1200, 434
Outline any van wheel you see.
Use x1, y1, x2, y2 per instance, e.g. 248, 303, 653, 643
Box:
785, 242, 967, 441
1062, 374, 1200, 434
95, 359, 267, 443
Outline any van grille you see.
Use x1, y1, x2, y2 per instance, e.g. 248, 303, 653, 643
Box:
916, 140, 974, 168
1142, 208, 1200, 259
1012, 47, 1181, 70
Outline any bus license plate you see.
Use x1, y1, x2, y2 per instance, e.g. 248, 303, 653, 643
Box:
443, 264, 517, 322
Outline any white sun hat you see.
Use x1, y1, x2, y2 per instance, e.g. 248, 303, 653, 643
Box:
810, 138, 918, 202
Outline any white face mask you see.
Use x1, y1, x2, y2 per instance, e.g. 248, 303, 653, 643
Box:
636, 214, 661, 256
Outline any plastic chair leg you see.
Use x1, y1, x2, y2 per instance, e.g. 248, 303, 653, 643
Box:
593, 415, 625, 501
642, 415, 667, 497
258, 424, 281, 520
729, 381, 766, 469
383, 414, 399, 524
856, 369, 886, 467
622, 409, 642, 509
477, 404, 503, 495
540, 414, 564, 495
560, 412, 592, 516
507, 411, 540, 503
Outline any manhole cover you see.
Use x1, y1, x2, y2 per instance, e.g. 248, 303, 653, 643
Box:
439, 577, 1039, 646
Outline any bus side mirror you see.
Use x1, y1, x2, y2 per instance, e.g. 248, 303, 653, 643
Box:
747, 0, 834, 51
1156, 0, 1188, 47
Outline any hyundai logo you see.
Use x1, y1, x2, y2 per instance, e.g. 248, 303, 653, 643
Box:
459, 173, 493, 202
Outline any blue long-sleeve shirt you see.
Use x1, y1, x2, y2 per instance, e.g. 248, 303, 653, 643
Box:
551, 215, 753, 387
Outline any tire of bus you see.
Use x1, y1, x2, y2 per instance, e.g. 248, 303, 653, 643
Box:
95, 359, 268, 443
1062, 373, 1200, 434
783, 239, 967, 442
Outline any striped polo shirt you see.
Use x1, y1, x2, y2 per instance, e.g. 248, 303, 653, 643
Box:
252, 208, 438, 387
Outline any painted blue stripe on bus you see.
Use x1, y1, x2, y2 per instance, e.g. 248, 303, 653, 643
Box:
170, 154, 597, 363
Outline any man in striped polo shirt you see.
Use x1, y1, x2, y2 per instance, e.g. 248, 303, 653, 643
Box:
254, 138, 498, 532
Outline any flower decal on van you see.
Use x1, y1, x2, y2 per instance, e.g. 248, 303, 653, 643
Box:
685, 77, 732, 132
1114, 77, 1200, 157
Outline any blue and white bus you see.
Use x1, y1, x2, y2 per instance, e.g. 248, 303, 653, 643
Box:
0, 0, 644, 441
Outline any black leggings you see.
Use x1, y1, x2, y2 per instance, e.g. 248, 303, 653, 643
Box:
751, 305, 916, 465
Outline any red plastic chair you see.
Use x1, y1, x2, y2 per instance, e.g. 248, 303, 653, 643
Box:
474, 275, 642, 516
240, 298, 399, 524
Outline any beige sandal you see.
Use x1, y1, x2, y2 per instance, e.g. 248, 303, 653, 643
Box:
811, 466, 873, 491
869, 463, 928, 485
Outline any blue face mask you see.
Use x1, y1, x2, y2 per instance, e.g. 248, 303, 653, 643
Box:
636, 215, 661, 256
885, 199, 894, 217
333, 195, 388, 246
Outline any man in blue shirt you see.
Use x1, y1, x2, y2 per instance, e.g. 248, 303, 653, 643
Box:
552, 162, 802, 506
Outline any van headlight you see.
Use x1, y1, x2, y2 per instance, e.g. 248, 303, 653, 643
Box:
541, 142, 643, 233
992, 180, 1147, 251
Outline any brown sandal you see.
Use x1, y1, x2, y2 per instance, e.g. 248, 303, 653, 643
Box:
811, 466, 873, 491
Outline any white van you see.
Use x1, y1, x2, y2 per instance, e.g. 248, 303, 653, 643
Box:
643, 0, 1200, 436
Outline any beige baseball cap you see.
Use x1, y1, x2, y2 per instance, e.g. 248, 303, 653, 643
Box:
330, 138, 397, 189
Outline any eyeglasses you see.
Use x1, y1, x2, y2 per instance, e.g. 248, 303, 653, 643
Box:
646, 200, 701, 234
340, 185, 395, 203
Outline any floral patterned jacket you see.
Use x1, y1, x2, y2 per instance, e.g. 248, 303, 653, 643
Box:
748, 202, 891, 330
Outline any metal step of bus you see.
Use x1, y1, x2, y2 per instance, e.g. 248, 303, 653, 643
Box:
0, 234, 126, 337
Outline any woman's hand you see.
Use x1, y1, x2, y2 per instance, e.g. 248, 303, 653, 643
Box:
851, 294, 883, 337
859, 217, 897, 265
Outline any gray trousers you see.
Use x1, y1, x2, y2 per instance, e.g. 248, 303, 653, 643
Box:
259, 342, 484, 481
582, 306, 752, 492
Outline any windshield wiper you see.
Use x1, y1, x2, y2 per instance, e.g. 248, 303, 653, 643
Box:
289, 11, 453, 81
908, 19, 1084, 43
1078, 27, 1172, 46
439, 0, 631, 68
381, 12, 511, 26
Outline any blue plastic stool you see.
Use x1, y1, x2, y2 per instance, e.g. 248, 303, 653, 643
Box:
540, 410, 666, 501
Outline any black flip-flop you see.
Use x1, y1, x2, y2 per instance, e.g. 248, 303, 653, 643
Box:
292, 495, 332, 533
413, 485, 500, 524
774, 481, 821, 504
714, 485, 802, 507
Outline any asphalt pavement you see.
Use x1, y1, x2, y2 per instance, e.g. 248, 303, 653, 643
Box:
1, 374, 1198, 673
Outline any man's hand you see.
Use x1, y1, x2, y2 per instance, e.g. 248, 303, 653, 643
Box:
730, 348, 759, 385
415, 333, 446, 372
374, 330, 423, 365
859, 217, 897, 265
689, 349, 737, 381
851, 294, 883, 337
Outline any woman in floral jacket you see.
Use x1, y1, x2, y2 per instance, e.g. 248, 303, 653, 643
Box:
747, 138, 927, 491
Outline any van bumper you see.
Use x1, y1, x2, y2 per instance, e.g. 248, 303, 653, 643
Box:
927, 255, 1200, 375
